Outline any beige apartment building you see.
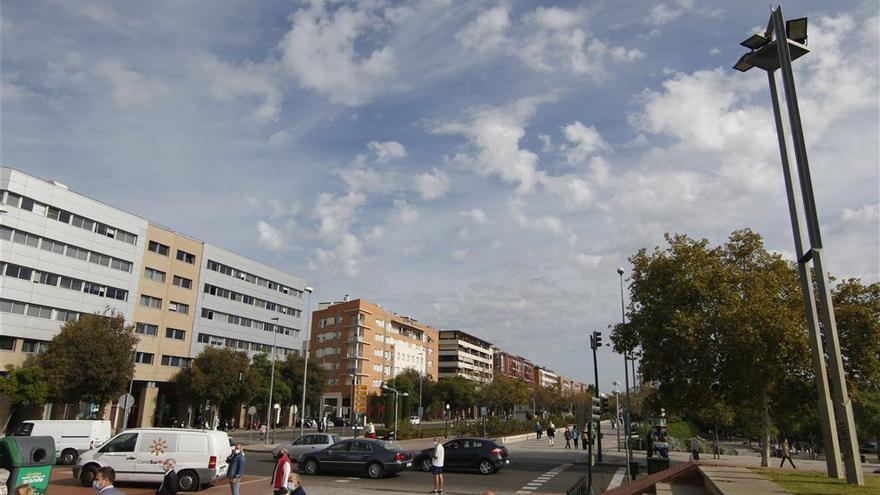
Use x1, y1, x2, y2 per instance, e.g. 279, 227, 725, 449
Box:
438, 330, 494, 384
310, 298, 439, 420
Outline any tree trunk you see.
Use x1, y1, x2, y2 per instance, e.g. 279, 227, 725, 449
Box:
760, 389, 771, 467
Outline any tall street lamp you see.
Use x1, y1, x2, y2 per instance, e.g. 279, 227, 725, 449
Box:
381, 384, 407, 440
267, 316, 280, 444
444, 403, 450, 438
617, 267, 633, 482
299, 287, 314, 437
733, 6, 862, 485
349, 373, 357, 438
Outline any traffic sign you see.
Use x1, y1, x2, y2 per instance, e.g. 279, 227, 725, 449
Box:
357, 385, 368, 392
117, 393, 135, 411
247, 406, 257, 416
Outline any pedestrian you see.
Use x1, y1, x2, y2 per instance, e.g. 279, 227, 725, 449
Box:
227, 443, 245, 495
259, 424, 268, 441
272, 448, 292, 495
779, 438, 796, 468
93, 467, 126, 495
430, 436, 445, 495
535, 421, 543, 439
547, 422, 556, 446
15, 485, 33, 495
156, 459, 178, 495
582, 423, 589, 450
286, 473, 306, 495
563, 427, 572, 449
690, 437, 700, 461
366, 422, 376, 439
572, 425, 580, 446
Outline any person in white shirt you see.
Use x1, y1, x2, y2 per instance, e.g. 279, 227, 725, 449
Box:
431, 437, 445, 495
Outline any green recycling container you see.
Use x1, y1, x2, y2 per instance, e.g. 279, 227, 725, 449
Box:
647, 456, 670, 474
0, 436, 56, 495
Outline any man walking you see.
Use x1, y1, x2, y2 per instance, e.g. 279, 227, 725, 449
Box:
779, 438, 796, 468
94, 467, 126, 495
563, 427, 572, 449
227, 443, 245, 495
582, 423, 589, 450
156, 459, 178, 495
547, 422, 556, 447
430, 437, 445, 495
272, 448, 292, 495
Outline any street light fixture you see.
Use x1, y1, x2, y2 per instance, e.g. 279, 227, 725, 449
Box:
444, 404, 451, 438
381, 384, 406, 440
617, 267, 633, 482
299, 287, 314, 437
733, 6, 862, 486
267, 317, 280, 444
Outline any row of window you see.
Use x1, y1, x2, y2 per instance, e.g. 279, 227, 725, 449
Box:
203, 284, 301, 317
1, 262, 128, 302
147, 241, 196, 265
199, 307, 299, 336
134, 323, 185, 340
1, 298, 80, 322
206, 259, 304, 298
1, 190, 138, 245
0, 225, 134, 273
134, 352, 192, 367
143, 267, 192, 289
139, 294, 190, 314
195, 332, 296, 357
0, 337, 50, 354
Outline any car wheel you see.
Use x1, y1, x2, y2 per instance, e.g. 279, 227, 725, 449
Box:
420, 458, 432, 472
177, 470, 200, 491
479, 459, 496, 475
60, 449, 79, 465
79, 466, 97, 487
303, 458, 319, 475
367, 462, 384, 479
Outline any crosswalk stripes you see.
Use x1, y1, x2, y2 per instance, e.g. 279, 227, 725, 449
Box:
607, 467, 626, 490
515, 463, 573, 494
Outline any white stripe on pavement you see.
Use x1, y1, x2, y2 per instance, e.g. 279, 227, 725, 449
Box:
608, 467, 627, 490
515, 463, 573, 494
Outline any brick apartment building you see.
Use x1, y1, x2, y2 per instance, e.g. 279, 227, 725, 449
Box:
492, 350, 536, 388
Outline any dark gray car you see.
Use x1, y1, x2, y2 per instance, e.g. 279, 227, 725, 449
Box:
298, 439, 413, 479
272, 433, 340, 460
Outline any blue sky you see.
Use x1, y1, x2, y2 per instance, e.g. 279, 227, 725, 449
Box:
2, 0, 878, 391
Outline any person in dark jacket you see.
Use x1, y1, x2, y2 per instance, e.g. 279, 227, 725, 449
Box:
286, 473, 306, 495
227, 443, 246, 495
156, 459, 178, 495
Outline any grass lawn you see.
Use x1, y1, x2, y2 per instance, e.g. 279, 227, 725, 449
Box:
757, 468, 880, 495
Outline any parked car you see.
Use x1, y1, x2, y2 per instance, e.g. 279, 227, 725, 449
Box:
8, 420, 112, 465
272, 433, 340, 460
73, 428, 231, 491
297, 439, 413, 479
413, 437, 509, 475
409, 416, 421, 425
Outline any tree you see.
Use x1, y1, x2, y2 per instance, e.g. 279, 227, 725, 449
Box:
175, 347, 251, 413
479, 376, 530, 416
279, 353, 326, 418
433, 376, 477, 414
38, 312, 138, 412
0, 363, 49, 430
248, 353, 291, 412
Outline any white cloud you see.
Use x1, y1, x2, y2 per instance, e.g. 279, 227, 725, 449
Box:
414, 168, 450, 200
391, 199, 419, 224
561, 121, 610, 165
279, 2, 395, 106
93, 60, 169, 108
460, 208, 487, 224
256, 221, 284, 252
841, 203, 880, 223
268, 130, 291, 145
367, 140, 407, 162
452, 249, 469, 260
313, 191, 366, 240
191, 53, 282, 123
573, 252, 602, 269
334, 155, 400, 194
311, 233, 364, 277
455, 5, 510, 54
648, 4, 683, 26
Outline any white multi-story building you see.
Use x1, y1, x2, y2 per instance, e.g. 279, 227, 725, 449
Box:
535, 367, 560, 389
437, 330, 494, 384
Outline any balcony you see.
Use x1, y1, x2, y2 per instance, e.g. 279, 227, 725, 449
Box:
345, 353, 369, 360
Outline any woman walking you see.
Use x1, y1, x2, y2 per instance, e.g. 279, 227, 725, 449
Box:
547, 422, 556, 447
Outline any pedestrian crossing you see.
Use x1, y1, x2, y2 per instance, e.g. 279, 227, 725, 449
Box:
514, 463, 573, 494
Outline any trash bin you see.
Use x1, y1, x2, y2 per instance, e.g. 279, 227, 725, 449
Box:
0, 436, 56, 495
647, 457, 670, 474
628, 461, 640, 480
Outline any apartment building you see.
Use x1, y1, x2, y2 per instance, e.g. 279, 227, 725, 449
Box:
0, 167, 307, 428
559, 376, 588, 395
492, 350, 535, 388
437, 330, 494, 384
309, 298, 438, 420
535, 366, 560, 389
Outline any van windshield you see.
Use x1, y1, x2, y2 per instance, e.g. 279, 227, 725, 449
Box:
8, 423, 33, 436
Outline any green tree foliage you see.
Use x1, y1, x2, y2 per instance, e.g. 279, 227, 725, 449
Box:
175, 347, 251, 411
479, 376, 530, 415
433, 376, 477, 412
38, 312, 138, 410
0, 363, 49, 429
612, 230, 810, 466
247, 353, 291, 409
279, 353, 326, 415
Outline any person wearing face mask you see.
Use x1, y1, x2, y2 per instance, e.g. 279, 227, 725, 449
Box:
156, 459, 178, 495
226, 443, 246, 495
286, 473, 306, 495
93, 467, 126, 495
271, 448, 292, 495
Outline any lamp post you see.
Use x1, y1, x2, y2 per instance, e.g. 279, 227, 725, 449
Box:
444, 404, 450, 438
382, 385, 406, 440
617, 267, 633, 482
266, 316, 280, 444
733, 6, 861, 485
299, 287, 313, 437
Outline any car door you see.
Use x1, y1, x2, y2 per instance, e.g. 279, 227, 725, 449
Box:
460, 439, 482, 469
443, 440, 462, 468
97, 432, 139, 480
340, 441, 372, 473
135, 432, 177, 482
320, 442, 351, 473
287, 435, 311, 460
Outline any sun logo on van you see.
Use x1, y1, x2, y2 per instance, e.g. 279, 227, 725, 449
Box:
149, 438, 167, 456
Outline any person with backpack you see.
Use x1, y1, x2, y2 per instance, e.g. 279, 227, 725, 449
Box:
547, 422, 556, 446
535, 421, 543, 440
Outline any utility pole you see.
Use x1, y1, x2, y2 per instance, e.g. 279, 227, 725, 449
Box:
590, 331, 602, 463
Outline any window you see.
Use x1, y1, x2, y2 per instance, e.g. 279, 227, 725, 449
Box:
4, 192, 21, 207
3, 300, 26, 315
168, 301, 189, 314
0, 336, 15, 351
176, 250, 196, 264
166, 328, 185, 340
19, 197, 34, 212
60, 277, 83, 291
172, 275, 192, 289
136, 323, 159, 336
161, 355, 191, 368
40, 238, 65, 254
197, 333, 210, 343
22, 340, 47, 354
88, 252, 111, 267
140, 295, 162, 309
26, 304, 53, 319
12, 230, 38, 248
148, 240, 170, 256
4, 264, 33, 281
55, 309, 78, 322
106, 287, 128, 301
134, 352, 154, 364
201, 308, 214, 320
144, 267, 166, 283
0, 225, 11, 240
100, 433, 138, 453
65, 245, 88, 261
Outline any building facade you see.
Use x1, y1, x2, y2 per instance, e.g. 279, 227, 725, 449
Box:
309, 299, 438, 420
535, 366, 560, 390
0, 167, 308, 428
437, 330, 494, 384
492, 351, 536, 388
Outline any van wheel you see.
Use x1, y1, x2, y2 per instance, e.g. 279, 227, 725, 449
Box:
177, 470, 200, 491
60, 449, 79, 465
79, 466, 97, 487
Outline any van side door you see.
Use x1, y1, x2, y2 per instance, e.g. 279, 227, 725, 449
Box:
135, 432, 178, 482
98, 433, 139, 479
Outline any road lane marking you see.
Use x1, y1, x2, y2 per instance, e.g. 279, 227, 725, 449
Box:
608, 467, 626, 489
516, 462, 572, 493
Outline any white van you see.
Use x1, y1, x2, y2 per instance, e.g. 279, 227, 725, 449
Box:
9, 420, 112, 465
73, 428, 231, 491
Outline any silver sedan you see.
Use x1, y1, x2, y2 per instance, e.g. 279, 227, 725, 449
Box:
272, 433, 341, 460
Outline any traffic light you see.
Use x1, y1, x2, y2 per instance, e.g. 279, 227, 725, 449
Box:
600, 395, 610, 414
592, 331, 602, 350
590, 396, 601, 422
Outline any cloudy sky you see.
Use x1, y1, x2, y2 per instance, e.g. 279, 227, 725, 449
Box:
2, 0, 878, 391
